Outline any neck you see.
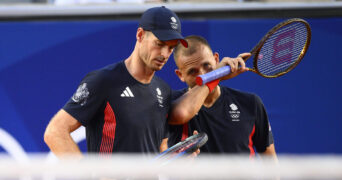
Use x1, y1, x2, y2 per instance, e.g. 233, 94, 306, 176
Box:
125, 51, 155, 84
203, 86, 221, 108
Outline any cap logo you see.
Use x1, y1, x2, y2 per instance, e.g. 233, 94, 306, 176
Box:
170, 17, 178, 30
171, 17, 177, 23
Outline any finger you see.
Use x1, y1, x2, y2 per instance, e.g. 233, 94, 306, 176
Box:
238, 52, 252, 61
190, 148, 200, 157
237, 61, 248, 73
227, 58, 238, 72
237, 67, 248, 73
190, 152, 197, 158
233, 59, 240, 72
233, 59, 239, 72
240, 66, 250, 73
221, 58, 234, 72
193, 130, 198, 135
237, 57, 246, 70
195, 148, 200, 155
189, 148, 200, 158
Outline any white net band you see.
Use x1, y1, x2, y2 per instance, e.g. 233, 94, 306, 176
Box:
0, 154, 342, 180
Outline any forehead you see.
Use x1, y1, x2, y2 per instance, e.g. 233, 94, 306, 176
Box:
178, 45, 213, 70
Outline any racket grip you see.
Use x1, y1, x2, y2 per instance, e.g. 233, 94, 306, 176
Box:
195, 66, 231, 86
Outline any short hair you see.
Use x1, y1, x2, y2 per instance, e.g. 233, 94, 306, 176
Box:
173, 35, 213, 67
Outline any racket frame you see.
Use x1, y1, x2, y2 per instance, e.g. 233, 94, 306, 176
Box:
248, 18, 311, 78
156, 132, 208, 159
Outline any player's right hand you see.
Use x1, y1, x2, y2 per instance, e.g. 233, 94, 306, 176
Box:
218, 52, 251, 81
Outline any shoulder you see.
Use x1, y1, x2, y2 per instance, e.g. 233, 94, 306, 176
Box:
95, 61, 124, 77
221, 86, 255, 98
79, 61, 123, 92
221, 86, 263, 104
152, 76, 170, 88
171, 88, 187, 100
85, 61, 123, 82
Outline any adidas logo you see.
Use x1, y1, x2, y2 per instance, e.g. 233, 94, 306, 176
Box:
121, 87, 134, 97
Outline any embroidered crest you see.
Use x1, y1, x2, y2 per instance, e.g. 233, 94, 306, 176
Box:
170, 17, 178, 30
72, 83, 90, 106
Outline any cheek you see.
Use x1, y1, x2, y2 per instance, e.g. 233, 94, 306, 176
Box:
142, 40, 154, 53
185, 76, 197, 86
149, 47, 160, 58
151, 49, 159, 57
139, 47, 147, 60
144, 46, 155, 60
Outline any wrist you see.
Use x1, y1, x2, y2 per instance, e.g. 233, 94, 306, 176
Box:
205, 79, 220, 93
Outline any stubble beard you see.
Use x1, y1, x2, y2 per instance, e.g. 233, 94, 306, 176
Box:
140, 51, 161, 72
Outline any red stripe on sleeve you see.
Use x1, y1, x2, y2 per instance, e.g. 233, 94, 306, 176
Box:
100, 102, 117, 154
248, 125, 256, 158
181, 123, 189, 141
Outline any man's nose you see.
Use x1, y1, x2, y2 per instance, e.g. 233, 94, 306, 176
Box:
198, 68, 206, 75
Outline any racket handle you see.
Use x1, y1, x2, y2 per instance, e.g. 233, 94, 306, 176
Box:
196, 66, 231, 86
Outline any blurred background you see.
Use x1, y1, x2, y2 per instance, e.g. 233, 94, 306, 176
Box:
0, 0, 341, 162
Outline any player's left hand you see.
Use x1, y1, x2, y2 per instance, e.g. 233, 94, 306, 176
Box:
217, 53, 251, 81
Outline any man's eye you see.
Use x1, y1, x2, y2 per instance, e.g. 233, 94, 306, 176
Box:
188, 69, 197, 75
203, 63, 211, 69
156, 42, 163, 46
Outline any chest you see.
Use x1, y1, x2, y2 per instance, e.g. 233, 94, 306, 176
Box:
192, 100, 256, 137
106, 83, 170, 128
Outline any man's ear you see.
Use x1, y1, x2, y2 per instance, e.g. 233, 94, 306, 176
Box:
136, 27, 145, 42
214, 52, 220, 64
175, 69, 185, 82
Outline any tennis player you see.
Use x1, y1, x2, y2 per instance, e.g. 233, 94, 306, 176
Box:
43, 6, 210, 156
168, 35, 277, 159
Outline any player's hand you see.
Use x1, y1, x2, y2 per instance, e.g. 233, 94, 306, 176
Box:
189, 130, 200, 158
217, 52, 251, 80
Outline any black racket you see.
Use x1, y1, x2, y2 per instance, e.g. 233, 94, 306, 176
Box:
154, 133, 208, 162
196, 18, 312, 85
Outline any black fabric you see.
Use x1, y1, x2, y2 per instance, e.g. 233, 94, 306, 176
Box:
63, 61, 171, 153
168, 86, 273, 154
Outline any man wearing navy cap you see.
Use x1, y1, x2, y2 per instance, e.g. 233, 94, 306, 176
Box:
44, 6, 226, 156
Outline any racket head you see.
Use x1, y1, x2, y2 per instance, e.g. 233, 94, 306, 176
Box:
157, 132, 208, 158
249, 18, 311, 78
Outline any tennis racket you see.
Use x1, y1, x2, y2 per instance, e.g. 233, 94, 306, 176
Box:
154, 132, 208, 162
196, 18, 311, 85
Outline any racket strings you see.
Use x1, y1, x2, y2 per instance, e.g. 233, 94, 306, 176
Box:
258, 23, 307, 75
256, 22, 308, 76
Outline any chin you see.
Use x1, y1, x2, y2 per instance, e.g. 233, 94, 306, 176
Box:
152, 67, 162, 71
188, 84, 196, 89
153, 65, 165, 71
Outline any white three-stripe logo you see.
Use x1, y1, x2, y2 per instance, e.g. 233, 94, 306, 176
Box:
121, 86, 134, 97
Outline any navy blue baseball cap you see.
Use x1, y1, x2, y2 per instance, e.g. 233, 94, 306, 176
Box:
139, 6, 188, 47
